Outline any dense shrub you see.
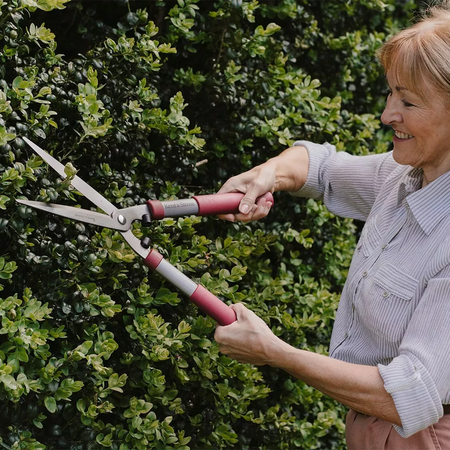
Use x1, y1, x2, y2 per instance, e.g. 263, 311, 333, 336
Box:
0, 0, 417, 448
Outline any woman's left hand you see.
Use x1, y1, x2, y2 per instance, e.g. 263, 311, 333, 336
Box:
214, 303, 284, 366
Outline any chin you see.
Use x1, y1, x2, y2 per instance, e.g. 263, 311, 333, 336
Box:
392, 149, 407, 166
392, 147, 416, 167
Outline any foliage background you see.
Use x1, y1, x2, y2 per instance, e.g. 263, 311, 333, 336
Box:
0, 0, 417, 448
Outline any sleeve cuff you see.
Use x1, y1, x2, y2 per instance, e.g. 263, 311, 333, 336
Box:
378, 354, 443, 438
290, 140, 337, 199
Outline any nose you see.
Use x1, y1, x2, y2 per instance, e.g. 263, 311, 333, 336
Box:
381, 95, 402, 125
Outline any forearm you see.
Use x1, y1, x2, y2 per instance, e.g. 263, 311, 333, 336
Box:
264, 145, 309, 193
271, 339, 401, 425
215, 304, 401, 426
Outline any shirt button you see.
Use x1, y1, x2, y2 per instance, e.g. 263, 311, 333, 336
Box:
381, 244, 386, 250
382, 291, 389, 298
362, 271, 368, 277
344, 333, 349, 338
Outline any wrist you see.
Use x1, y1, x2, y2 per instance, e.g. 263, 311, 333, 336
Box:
269, 146, 309, 192
266, 335, 297, 369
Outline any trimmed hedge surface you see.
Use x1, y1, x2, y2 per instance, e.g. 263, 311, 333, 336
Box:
0, 0, 416, 448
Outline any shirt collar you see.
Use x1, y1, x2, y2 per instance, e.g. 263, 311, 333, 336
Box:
401, 167, 450, 235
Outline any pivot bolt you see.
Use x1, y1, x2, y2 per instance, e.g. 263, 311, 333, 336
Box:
118, 215, 127, 225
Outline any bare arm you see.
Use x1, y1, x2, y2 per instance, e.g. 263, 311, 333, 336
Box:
277, 343, 400, 425
215, 303, 401, 426
218, 145, 309, 222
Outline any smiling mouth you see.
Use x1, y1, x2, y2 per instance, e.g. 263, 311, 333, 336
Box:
394, 130, 414, 140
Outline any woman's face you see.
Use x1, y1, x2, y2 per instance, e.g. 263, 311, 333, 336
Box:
381, 72, 450, 185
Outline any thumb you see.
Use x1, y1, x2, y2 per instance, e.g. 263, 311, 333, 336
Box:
239, 199, 253, 214
239, 189, 274, 214
239, 189, 261, 214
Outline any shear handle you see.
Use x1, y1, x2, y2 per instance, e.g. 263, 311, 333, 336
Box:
145, 250, 236, 326
147, 192, 274, 220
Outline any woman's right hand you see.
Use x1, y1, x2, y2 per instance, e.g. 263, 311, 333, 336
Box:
217, 145, 309, 223
217, 162, 276, 222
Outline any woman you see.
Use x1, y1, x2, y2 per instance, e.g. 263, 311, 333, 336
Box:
214, 4, 450, 449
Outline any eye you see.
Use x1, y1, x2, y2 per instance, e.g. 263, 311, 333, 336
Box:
402, 100, 415, 107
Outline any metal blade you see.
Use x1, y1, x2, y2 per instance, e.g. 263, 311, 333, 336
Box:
23, 137, 117, 216
18, 200, 150, 258
17, 199, 129, 231
120, 229, 149, 259
22, 138, 151, 260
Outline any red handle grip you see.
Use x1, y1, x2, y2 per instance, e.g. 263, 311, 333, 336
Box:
190, 285, 236, 326
147, 192, 274, 220
193, 192, 274, 216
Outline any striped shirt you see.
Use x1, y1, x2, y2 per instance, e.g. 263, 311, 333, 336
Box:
292, 141, 450, 438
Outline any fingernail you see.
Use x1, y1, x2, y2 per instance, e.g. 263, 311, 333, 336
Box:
240, 204, 249, 214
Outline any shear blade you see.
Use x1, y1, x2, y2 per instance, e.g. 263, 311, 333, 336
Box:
21, 138, 151, 259
23, 137, 117, 216
16, 199, 128, 231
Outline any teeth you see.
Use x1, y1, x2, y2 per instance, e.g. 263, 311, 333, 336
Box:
395, 131, 414, 139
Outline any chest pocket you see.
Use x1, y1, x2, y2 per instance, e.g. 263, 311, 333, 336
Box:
361, 264, 419, 343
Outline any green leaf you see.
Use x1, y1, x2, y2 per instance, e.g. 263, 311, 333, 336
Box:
28, 23, 55, 43
16, 346, 29, 363
36, 0, 70, 11
0, 374, 19, 390
64, 162, 78, 178
44, 396, 57, 413
0, 126, 16, 146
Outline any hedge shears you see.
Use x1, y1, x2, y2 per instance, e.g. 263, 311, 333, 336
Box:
17, 138, 274, 326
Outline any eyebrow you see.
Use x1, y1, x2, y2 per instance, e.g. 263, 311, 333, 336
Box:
395, 86, 408, 92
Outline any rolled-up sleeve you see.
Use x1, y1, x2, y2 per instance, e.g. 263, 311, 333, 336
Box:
378, 355, 442, 437
378, 271, 450, 437
291, 140, 398, 221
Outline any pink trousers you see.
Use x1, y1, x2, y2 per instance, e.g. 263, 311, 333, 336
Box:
346, 409, 450, 450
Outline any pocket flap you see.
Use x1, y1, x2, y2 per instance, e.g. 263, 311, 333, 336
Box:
373, 264, 417, 300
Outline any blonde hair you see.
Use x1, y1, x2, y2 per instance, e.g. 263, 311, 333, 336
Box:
378, 2, 450, 103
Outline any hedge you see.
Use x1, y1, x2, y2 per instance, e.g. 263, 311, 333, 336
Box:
0, 0, 416, 449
